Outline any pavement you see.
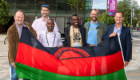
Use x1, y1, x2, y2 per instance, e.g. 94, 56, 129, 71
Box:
0, 33, 140, 80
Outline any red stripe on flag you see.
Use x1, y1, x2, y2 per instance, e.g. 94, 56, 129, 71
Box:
16, 43, 124, 76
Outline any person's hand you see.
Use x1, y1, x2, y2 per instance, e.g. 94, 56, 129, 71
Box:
24, 25, 30, 29
56, 45, 64, 47
110, 32, 117, 37
124, 61, 129, 67
89, 44, 96, 46
36, 37, 39, 40
11, 62, 16, 69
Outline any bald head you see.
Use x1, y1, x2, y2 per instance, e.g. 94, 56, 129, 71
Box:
14, 10, 25, 17
46, 19, 55, 32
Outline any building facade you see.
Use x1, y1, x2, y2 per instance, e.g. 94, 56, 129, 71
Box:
5, 0, 93, 33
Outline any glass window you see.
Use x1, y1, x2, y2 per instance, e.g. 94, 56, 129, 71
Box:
16, 4, 36, 12
49, 4, 57, 14
9, 4, 16, 12
16, 0, 35, 4
5, 0, 15, 4
48, 0, 56, 4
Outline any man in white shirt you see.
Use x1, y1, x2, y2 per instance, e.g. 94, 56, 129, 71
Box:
39, 19, 63, 47
32, 4, 59, 37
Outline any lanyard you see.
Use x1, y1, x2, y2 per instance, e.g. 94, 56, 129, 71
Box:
72, 26, 80, 42
46, 32, 56, 47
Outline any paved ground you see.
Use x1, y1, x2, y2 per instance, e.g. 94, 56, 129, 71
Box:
0, 33, 140, 80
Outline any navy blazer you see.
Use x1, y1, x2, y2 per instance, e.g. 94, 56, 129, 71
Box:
102, 24, 132, 62
64, 25, 88, 47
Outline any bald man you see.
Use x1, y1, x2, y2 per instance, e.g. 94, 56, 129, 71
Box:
38, 19, 63, 47
7, 10, 37, 80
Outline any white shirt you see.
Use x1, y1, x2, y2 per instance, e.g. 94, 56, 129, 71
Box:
39, 30, 63, 47
32, 17, 59, 37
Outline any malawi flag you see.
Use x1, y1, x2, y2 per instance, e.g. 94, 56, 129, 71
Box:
15, 27, 127, 80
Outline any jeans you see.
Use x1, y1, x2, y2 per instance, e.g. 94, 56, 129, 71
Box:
10, 64, 30, 80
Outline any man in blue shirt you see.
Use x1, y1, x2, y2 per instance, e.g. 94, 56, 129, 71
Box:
87, 22, 98, 45
84, 9, 106, 46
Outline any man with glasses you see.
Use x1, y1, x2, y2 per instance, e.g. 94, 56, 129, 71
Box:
32, 4, 59, 37
84, 9, 106, 46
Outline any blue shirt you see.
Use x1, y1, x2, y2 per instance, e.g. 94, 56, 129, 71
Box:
87, 21, 98, 45
113, 24, 122, 37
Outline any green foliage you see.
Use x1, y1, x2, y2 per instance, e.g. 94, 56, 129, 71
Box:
0, 0, 12, 25
99, 0, 140, 27
134, 8, 140, 21
132, 19, 138, 27
99, 12, 115, 26
67, 0, 86, 15
117, 0, 131, 25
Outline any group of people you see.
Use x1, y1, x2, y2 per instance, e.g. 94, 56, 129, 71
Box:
7, 4, 132, 80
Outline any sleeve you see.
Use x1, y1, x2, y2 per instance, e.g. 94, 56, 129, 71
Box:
32, 19, 36, 30
64, 28, 68, 47
125, 29, 132, 62
102, 25, 110, 40
38, 33, 43, 44
7, 29, 16, 63
57, 33, 63, 46
27, 22, 37, 38
54, 21, 59, 32
103, 23, 107, 34
83, 28, 89, 46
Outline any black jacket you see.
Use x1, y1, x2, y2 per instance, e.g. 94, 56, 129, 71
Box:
102, 24, 132, 62
64, 25, 88, 47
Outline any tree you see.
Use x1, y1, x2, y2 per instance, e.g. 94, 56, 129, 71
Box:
117, 0, 131, 25
99, 12, 115, 26
132, 19, 138, 27
0, 0, 12, 25
117, 0, 140, 27
99, 0, 140, 27
134, 8, 140, 21
67, 0, 86, 15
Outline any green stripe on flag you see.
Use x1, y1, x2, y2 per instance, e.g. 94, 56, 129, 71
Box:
15, 62, 127, 80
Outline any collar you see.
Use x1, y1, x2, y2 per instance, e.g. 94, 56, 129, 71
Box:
72, 25, 79, 29
114, 24, 123, 30
90, 20, 98, 24
15, 23, 25, 28
90, 21, 100, 28
41, 17, 50, 22
46, 30, 55, 34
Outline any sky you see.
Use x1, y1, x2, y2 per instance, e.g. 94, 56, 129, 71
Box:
92, 0, 140, 9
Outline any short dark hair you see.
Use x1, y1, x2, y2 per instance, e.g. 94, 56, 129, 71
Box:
41, 4, 50, 10
14, 10, 25, 17
115, 11, 124, 17
71, 14, 79, 20
46, 19, 54, 24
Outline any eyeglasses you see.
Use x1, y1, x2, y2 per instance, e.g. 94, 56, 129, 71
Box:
91, 14, 98, 16
42, 4, 49, 7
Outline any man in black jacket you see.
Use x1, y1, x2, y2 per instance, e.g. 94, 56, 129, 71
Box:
64, 14, 88, 47
102, 11, 132, 67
